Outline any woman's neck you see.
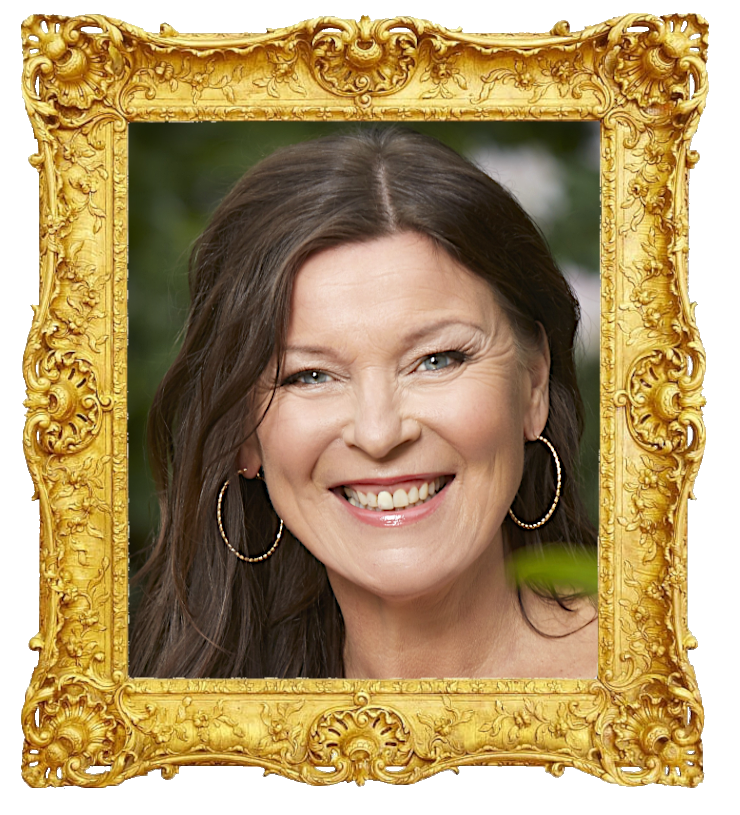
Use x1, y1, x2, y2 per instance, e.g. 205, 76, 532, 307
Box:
328, 536, 599, 679
329, 539, 528, 679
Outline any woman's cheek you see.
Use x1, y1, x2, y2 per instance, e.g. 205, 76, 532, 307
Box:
427, 377, 525, 459
259, 395, 338, 497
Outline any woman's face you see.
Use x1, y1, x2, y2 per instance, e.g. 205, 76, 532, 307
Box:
241, 232, 549, 602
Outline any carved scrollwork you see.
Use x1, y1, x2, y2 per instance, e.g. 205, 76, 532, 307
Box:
420, 51, 467, 99
617, 348, 705, 455
609, 14, 708, 114
600, 682, 702, 786
306, 692, 424, 784
25, 350, 109, 455
618, 457, 676, 567
310, 17, 418, 105
417, 695, 473, 757
253, 53, 305, 99
22, 674, 128, 787
22, 16, 128, 117
478, 49, 601, 106
258, 701, 306, 760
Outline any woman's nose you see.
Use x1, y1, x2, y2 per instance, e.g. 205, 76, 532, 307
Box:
341, 375, 421, 459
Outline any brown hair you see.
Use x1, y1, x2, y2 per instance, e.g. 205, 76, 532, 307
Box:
130, 127, 596, 678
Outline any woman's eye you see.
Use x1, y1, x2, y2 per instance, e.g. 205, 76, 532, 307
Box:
418, 351, 463, 372
288, 370, 331, 386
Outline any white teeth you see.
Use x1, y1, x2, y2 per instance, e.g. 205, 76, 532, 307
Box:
377, 490, 395, 510
341, 477, 450, 511
392, 489, 409, 508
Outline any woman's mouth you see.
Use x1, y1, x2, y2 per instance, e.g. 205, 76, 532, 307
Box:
338, 476, 454, 511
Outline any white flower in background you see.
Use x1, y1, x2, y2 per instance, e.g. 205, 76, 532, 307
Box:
467, 144, 565, 227
468, 143, 600, 360
563, 264, 600, 360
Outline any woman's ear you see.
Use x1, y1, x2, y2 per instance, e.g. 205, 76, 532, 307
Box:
523, 323, 551, 441
237, 435, 262, 478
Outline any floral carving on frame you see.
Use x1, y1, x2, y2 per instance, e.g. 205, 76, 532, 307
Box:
21, 13, 707, 787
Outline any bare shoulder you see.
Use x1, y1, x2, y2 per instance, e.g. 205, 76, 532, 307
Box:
516, 593, 599, 678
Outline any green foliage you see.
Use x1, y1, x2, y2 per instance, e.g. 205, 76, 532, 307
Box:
508, 543, 598, 596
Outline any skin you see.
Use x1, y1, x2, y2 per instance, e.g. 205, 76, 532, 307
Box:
240, 232, 597, 678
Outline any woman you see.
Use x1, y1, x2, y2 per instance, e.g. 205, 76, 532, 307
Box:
130, 127, 597, 680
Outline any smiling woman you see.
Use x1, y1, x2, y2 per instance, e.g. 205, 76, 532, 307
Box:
130, 127, 597, 680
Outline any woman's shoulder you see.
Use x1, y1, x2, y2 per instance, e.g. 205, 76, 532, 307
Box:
514, 593, 598, 679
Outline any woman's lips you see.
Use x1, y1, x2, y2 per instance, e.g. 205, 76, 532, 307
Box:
341, 475, 453, 510
333, 476, 454, 527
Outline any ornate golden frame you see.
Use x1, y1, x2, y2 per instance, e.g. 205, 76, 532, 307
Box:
20, 13, 707, 787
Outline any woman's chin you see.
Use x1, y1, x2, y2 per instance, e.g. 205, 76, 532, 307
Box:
309, 490, 505, 607
326, 556, 480, 607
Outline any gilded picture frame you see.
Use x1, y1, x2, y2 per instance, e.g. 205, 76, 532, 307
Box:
20, 12, 707, 787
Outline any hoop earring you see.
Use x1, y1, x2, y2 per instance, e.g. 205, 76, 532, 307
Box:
508, 435, 562, 530
216, 469, 283, 563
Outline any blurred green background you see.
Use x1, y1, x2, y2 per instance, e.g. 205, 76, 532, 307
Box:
128, 121, 600, 580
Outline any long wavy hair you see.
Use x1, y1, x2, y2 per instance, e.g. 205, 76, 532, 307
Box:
130, 127, 596, 679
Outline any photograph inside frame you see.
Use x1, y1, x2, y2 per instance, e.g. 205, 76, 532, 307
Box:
127, 120, 601, 680
20, 9, 707, 787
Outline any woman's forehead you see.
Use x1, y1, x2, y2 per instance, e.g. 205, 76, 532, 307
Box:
286, 233, 506, 346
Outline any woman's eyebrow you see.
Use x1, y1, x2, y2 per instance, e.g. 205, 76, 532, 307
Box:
282, 344, 346, 360
283, 320, 488, 360
400, 318, 489, 344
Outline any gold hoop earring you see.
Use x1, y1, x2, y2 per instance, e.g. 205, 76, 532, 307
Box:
217, 469, 283, 562
508, 435, 562, 530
